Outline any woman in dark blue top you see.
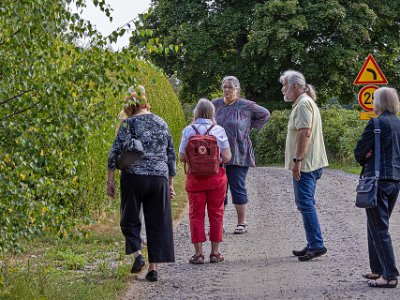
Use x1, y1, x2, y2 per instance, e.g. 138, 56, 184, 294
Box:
107, 87, 176, 282
354, 87, 400, 288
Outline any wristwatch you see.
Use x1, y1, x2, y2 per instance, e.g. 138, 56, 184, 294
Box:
293, 157, 303, 163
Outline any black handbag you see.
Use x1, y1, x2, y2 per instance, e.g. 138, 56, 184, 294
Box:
355, 118, 380, 208
116, 119, 144, 170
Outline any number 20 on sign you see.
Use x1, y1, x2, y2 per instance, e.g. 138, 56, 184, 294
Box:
358, 85, 378, 112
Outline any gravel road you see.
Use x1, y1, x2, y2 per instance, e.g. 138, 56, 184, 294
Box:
123, 167, 400, 300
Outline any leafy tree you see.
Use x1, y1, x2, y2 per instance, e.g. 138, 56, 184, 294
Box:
0, 0, 146, 252
132, 0, 263, 102
134, 0, 400, 103
244, 0, 400, 102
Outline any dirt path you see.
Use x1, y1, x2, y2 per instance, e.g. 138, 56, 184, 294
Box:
123, 167, 400, 300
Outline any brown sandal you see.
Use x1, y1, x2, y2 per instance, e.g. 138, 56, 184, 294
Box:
189, 253, 204, 264
210, 252, 224, 263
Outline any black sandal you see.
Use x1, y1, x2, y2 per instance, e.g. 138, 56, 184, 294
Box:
233, 224, 247, 234
368, 277, 398, 288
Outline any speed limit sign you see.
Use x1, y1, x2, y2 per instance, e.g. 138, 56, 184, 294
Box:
358, 85, 379, 111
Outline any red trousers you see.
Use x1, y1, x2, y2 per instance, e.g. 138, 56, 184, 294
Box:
185, 167, 227, 243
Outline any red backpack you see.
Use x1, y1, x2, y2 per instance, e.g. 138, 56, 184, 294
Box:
185, 124, 220, 176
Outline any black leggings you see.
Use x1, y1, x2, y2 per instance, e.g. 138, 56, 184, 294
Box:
120, 172, 175, 263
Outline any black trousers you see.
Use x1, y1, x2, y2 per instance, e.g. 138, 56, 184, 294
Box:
120, 172, 175, 263
366, 180, 400, 280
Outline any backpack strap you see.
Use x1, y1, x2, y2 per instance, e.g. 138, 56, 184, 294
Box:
191, 125, 200, 135
205, 124, 215, 135
191, 124, 215, 135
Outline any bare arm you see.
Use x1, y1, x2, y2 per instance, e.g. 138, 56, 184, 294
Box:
292, 128, 311, 181
169, 176, 176, 199
106, 169, 116, 198
221, 148, 232, 164
179, 152, 187, 163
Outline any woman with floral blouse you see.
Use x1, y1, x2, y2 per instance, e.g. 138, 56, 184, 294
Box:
107, 86, 176, 282
212, 76, 270, 234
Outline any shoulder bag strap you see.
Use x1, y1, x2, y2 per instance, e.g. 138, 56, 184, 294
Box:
126, 117, 139, 138
373, 118, 381, 179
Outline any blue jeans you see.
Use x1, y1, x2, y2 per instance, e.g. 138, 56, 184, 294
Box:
292, 168, 325, 250
366, 180, 400, 280
225, 165, 249, 205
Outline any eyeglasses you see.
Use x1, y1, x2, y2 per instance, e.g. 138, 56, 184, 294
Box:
222, 85, 235, 90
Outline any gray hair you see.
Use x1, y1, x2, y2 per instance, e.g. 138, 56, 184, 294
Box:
222, 76, 241, 98
279, 70, 317, 101
373, 87, 399, 115
193, 98, 216, 123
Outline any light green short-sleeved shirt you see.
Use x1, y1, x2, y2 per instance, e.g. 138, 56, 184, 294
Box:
285, 93, 329, 172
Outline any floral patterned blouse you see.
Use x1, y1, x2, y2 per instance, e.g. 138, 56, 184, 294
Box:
107, 113, 176, 179
212, 98, 270, 167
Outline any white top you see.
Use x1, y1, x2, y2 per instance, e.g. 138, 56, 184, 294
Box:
179, 118, 230, 154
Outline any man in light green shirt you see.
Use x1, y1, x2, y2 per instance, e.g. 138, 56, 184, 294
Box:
280, 70, 328, 262
285, 93, 329, 173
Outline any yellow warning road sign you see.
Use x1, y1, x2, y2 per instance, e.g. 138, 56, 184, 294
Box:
354, 54, 388, 85
358, 85, 378, 111
359, 111, 377, 120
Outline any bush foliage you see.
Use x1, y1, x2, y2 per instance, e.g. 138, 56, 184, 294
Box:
77, 62, 185, 216
0, 60, 184, 253
1, 0, 137, 252
253, 106, 367, 166
0, 1, 185, 253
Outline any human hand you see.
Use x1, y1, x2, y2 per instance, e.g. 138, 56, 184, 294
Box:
292, 162, 301, 181
365, 150, 373, 159
107, 181, 116, 198
169, 185, 176, 199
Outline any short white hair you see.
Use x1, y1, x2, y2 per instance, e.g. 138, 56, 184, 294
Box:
222, 76, 241, 97
374, 87, 399, 115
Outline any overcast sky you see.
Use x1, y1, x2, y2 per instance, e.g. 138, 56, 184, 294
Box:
78, 0, 152, 49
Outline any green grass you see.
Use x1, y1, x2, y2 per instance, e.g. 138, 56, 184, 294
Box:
327, 162, 361, 175
261, 162, 361, 175
0, 168, 188, 300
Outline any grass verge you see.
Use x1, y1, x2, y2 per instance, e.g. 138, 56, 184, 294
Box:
262, 163, 361, 175
327, 162, 361, 175
0, 166, 187, 300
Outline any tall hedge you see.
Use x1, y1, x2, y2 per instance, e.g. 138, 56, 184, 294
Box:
76, 61, 185, 218
0, 59, 185, 252
1, 0, 187, 253
253, 106, 367, 166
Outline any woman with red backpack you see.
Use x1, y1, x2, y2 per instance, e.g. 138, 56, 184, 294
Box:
179, 98, 231, 264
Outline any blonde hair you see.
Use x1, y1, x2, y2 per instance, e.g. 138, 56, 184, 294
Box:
193, 98, 216, 123
373, 87, 399, 115
279, 70, 317, 101
124, 85, 150, 116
